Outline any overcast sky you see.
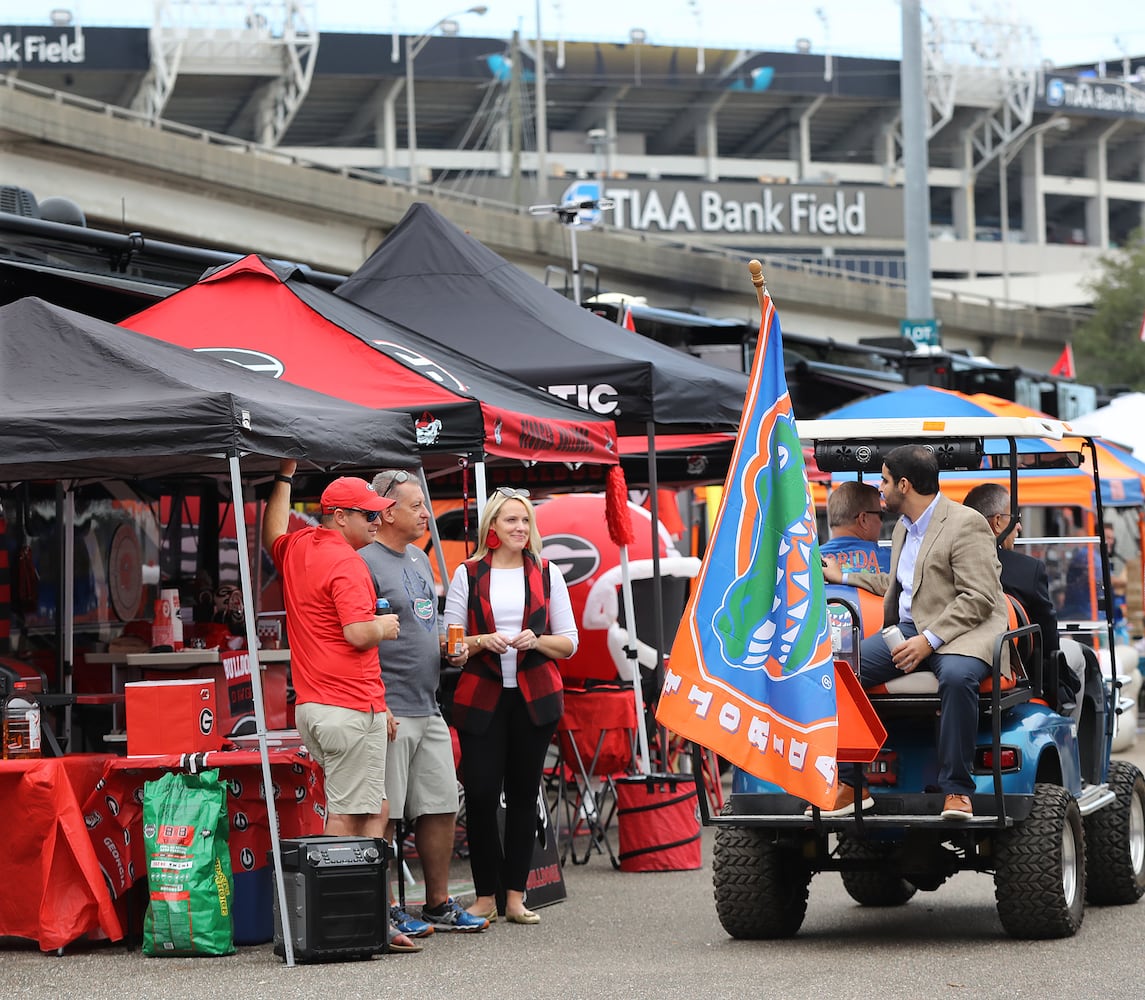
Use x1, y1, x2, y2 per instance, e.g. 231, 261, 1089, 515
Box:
17, 1, 1145, 69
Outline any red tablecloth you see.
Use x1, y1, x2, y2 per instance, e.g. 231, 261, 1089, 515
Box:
0, 755, 123, 951
85, 749, 325, 899
0, 748, 325, 952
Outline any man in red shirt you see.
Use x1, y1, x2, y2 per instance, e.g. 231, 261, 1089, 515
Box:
263, 459, 400, 841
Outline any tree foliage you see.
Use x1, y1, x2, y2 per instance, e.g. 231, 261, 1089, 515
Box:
1075, 229, 1145, 391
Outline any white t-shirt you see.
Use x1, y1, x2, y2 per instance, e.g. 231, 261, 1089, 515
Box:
444, 561, 578, 688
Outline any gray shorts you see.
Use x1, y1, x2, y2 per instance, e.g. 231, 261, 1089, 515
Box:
385, 714, 460, 822
296, 702, 387, 816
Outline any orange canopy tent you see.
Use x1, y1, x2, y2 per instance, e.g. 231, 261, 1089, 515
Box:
821, 387, 1145, 511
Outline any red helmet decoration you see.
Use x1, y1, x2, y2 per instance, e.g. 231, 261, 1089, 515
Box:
536, 494, 699, 684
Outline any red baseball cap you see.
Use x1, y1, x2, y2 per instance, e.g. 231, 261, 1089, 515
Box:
320, 477, 395, 514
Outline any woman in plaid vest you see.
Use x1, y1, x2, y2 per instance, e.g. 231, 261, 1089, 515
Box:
444, 488, 578, 925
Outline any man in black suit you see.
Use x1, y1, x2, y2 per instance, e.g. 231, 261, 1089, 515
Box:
962, 483, 1082, 712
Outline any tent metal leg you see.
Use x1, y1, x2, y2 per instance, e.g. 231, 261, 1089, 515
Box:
228, 455, 295, 967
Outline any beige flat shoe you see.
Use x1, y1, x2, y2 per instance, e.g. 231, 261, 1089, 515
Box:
504, 908, 540, 925
469, 905, 498, 924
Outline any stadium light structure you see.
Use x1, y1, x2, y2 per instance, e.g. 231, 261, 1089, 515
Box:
999, 117, 1069, 304
406, 6, 488, 192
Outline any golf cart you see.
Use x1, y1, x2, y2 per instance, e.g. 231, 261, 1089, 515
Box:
701, 415, 1145, 939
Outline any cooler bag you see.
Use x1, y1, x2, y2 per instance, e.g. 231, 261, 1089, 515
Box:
615, 773, 702, 872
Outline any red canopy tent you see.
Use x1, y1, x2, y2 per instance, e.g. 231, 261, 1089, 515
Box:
122, 255, 618, 469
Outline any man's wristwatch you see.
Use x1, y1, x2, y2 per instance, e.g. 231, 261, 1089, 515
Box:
274, 474, 293, 485
475, 635, 484, 649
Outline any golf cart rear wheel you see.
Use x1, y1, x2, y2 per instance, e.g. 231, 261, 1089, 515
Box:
993, 783, 1086, 939
837, 835, 917, 907
1084, 759, 1145, 905
712, 810, 810, 939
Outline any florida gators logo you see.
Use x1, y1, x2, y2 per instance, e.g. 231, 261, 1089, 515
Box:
713, 406, 828, 682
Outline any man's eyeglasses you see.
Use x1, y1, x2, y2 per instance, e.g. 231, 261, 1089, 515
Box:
494, 487, 531, 499
341, 507, 382, 522
379, 470, 412, 499
862, 510, 883, 518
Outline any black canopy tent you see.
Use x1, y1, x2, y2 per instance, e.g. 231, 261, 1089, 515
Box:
336, 202, 750, 763
0, 297, 416, 480
0, 296, 419, 965
335, 202, 748, 436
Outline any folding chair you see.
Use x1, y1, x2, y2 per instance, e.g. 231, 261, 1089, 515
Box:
554, 685, 638, 868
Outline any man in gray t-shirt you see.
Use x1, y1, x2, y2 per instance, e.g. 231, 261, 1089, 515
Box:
361, 470, 488, 935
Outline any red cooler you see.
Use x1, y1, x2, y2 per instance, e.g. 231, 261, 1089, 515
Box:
615, 773, 702, 872
125, 677, 223, 755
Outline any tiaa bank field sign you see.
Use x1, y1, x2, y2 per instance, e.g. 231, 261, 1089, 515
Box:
601, 183, 903, 239
494, 178, 905, 240
0, 27, 85, 65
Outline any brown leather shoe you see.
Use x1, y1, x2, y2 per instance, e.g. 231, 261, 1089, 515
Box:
805, 784, 874, 818
941, 794, 973, 819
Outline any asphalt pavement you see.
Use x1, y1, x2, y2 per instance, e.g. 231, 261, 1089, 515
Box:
8, 732, 1145, 1000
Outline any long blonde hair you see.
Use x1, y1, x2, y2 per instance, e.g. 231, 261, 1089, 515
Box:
469, 489, 543, 561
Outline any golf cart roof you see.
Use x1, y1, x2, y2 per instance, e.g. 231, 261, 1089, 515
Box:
796, 416, 1073, 443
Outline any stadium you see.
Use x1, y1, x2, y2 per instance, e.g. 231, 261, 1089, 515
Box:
1, 3, 1143, 390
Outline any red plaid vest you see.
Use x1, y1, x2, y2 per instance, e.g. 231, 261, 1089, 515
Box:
451, 553, 564, 735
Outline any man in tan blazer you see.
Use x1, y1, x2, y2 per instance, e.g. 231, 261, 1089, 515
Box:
822, 445, 1008, 819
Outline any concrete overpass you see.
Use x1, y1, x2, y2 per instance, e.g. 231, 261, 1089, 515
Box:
0, 78, 1086, 370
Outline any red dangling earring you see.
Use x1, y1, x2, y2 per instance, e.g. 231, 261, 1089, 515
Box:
486, 528, 501, 550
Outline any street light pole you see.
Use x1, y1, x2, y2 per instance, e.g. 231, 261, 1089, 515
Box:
998, 117, 1069, 305
405, 6, 488, 193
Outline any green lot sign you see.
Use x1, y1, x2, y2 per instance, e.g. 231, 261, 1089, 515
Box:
900, 318, 941, 347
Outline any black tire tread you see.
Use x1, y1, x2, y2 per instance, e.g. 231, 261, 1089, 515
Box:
1085, 759, 1145, 905
993, 783, 1086, 939
712, 809, 810, 939
837, 835, 917, 907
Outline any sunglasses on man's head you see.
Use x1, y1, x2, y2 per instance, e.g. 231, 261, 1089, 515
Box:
379, 470, 412, 499
494, 487, 531, 499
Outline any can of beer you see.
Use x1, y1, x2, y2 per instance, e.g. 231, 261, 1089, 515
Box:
447, 624, 465, 657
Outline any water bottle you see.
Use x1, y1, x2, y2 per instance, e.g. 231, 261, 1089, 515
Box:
376, 598, 390, 614
3, 681, 42, 760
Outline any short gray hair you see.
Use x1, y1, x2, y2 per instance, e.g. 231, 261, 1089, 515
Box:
370, 469, 416, 499
962, 482, 1009, 520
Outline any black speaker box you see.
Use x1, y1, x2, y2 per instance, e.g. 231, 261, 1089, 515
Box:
272, 836, 389, 963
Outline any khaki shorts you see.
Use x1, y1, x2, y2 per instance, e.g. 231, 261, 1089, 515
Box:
385, 714, 460, 823
296, 702, 387, 816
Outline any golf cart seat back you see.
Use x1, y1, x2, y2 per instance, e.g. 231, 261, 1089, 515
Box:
829, 586, 1034, 714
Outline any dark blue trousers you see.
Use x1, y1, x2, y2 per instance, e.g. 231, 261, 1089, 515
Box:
852, 622, 988, 795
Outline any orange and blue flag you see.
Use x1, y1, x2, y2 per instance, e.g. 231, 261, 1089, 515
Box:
655, 285, 843, 806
